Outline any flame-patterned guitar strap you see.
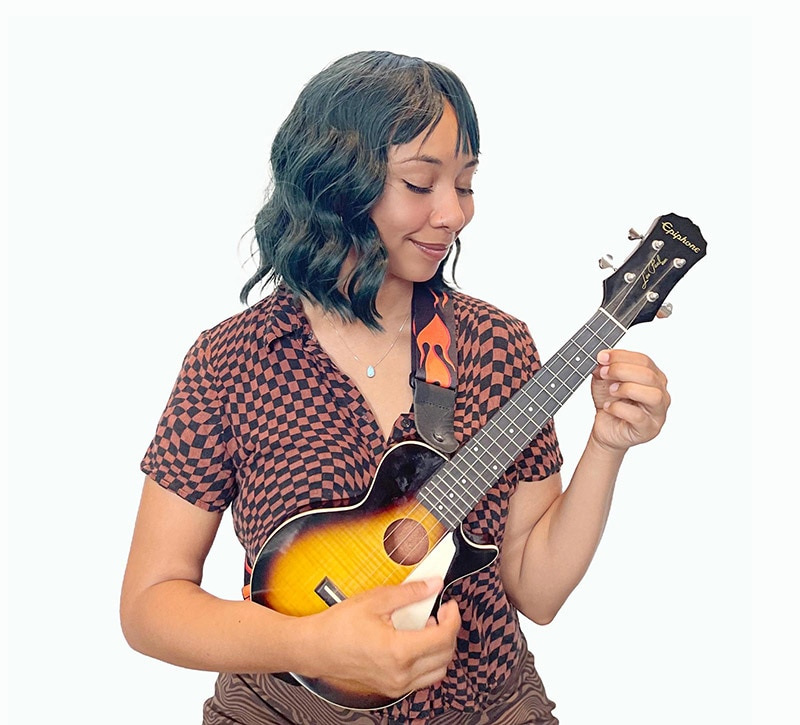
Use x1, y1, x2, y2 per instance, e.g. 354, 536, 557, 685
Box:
411, 283, 458, 454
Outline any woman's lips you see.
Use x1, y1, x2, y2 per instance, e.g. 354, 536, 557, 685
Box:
412, 240, 451, 261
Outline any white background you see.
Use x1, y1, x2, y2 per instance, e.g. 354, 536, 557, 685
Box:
3, 4, 795, 725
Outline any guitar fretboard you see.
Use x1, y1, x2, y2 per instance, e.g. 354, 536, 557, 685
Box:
417, 307, 628, 528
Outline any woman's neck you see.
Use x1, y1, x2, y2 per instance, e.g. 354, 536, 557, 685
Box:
303, 277, 414, 332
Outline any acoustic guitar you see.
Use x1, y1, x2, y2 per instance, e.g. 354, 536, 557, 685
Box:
249, 212, 707, 710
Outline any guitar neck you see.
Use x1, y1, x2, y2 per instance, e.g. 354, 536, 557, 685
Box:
417, 307, 628, 528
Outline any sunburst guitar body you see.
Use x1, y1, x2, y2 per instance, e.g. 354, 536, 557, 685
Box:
248, 440, 497, 710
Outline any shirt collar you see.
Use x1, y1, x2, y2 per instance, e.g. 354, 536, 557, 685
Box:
257, 284, 308, 350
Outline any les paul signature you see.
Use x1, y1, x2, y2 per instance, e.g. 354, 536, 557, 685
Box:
249, 212, 708, 710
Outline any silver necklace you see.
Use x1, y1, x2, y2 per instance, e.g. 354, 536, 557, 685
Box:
325, 311, 410, 378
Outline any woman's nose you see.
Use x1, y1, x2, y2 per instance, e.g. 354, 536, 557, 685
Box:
430, 188, 467, 231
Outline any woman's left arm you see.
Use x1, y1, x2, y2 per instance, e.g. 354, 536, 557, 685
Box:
500, 349, 671, 624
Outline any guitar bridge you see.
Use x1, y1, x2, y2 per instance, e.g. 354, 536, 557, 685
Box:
315, 577, 346, 607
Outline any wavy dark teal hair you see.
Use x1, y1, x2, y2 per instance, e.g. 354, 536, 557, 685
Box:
240, 50, 480, 329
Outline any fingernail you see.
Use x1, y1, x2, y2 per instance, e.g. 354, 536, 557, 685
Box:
597, 351, 610, 364
610, 383, 620, 393
599, 366, 610, 378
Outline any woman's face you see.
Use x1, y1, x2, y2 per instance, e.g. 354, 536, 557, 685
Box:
370, 103, 478, 284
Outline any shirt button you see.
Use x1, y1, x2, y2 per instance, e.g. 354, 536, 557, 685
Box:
402, 418, 412, 429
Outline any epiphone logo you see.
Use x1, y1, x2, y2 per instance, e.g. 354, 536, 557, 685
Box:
661, 221, 701, 253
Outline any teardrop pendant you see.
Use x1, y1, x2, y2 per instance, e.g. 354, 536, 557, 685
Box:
324, 311, 409, 382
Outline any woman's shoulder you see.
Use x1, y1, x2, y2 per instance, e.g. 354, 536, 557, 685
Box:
450, 288, 530, 336
448, 288, 540, 379
191, 286, 300, 359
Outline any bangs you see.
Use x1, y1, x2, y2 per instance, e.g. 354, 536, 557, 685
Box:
388, 62, 480, 158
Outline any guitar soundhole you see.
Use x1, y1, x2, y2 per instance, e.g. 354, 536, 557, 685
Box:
383, 519, 429, 565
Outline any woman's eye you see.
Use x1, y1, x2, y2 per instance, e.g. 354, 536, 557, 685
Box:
403, 181, 433, 194
403, 181, 474, 197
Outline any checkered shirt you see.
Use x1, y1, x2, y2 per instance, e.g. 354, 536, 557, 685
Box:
141, 284, 562, 721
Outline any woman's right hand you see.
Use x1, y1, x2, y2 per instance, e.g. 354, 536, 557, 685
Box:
121, 478, 460, 701
299, 578, 461, 700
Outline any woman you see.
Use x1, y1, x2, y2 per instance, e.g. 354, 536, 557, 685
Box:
120, 50, 670, 724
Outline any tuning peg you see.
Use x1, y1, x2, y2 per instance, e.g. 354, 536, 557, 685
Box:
628, 228, 643, 241
656, 302, 673, 319
598, 254, 617, 270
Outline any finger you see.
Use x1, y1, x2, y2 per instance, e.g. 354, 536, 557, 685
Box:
399, 604, 460, 689
406, 658, 452, 692
602, 398, 666, 442
598, 360, 666, 390
597, 349, 666, 379
597, 349, 659, 368
365, 577, 444, 616
434, 599, 462, 636
606, 381, 668, 411
400, 599, 460, 647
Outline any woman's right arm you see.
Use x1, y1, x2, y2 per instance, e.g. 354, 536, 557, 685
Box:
119, 477, 309, 673
119, 477, 461, 698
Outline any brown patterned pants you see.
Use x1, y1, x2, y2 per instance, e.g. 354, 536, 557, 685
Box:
203, 648, 559, 725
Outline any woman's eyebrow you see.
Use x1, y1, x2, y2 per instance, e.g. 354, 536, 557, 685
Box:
397, 154, 479, 168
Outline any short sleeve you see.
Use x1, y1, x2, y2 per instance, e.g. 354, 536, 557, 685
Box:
505, 417, 562, 484
140, 332, 237, 511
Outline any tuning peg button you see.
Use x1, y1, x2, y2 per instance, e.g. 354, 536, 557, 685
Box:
657, 302, 674, 319
598, 254, 617, 270
628, 228, 643, 241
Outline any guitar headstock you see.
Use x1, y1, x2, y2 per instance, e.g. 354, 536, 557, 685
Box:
601, 212, 707, 328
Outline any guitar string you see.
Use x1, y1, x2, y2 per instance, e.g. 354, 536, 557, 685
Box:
367, 272, 657, 590
424, 312, 622, 524
362, 254, 671, 592
351, 323, 618, 590
432, 323, 610, 503
347, 332, 601, 593
339, 248, 678, 595
373, 302, 636, 567
429, 253, 675, 510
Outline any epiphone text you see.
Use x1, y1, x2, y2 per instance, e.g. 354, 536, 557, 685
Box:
661, 221, 702, 253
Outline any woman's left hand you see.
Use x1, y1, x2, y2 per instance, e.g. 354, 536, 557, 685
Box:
589, 349, 671, 452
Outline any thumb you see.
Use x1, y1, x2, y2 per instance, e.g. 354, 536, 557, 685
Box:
370, 577, 443, 616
